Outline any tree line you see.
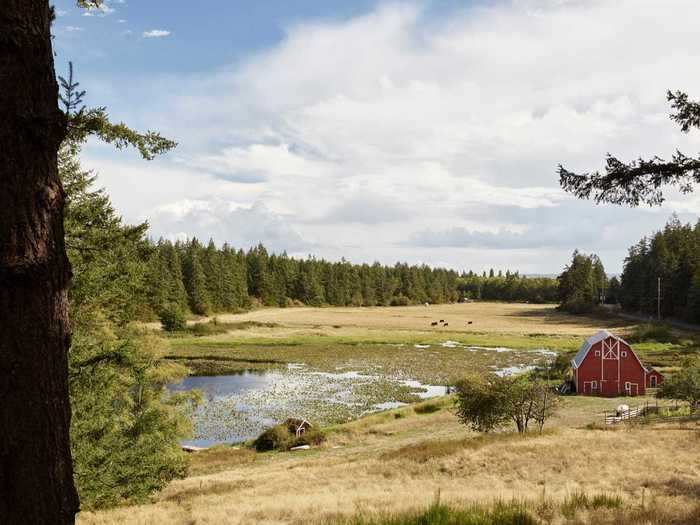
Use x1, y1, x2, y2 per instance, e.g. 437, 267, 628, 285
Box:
618, 217, 700, 323
556, 217, 700, 324
141, 241, 562, 324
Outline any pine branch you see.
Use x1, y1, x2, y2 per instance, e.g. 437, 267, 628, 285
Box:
559, 90, 700, 206
58, 62, 177, 159
68, 108, 177, 160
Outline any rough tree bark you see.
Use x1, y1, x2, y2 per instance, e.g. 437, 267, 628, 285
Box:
0, 2, 79, 524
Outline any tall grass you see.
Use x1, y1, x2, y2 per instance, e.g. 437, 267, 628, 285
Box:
322, 496, 700, 525
325, 501, 536, 525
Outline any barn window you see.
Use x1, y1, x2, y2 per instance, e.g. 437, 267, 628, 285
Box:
621, 351, 627, 357
595, 350, 601, 357
625, 382, 631, 391
591, 381, 597, 389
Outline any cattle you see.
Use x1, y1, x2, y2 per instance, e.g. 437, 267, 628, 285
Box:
439, 319, 445, 323
467, 321, 473, 325
444, 322, 449, 327
431, 321, 438, 326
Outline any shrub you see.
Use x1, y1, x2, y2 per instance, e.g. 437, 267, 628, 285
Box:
414, 401, 442, 415
159, 303, 187, 332
253, 424, 294, 452
390, 295, 410, 306
253, 422, 325, 452
453, 374, 508, 433
187, 321, 230, 337
657, 359, 700, 408
293, 428, 325, 447
628, 323, 676, 343
454, 374, 559, 434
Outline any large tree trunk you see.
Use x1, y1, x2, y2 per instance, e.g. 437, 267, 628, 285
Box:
0, 2, 79, 524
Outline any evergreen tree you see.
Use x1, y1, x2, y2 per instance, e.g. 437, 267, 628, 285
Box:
182, 239, 211, 315
60, 143, 192, 509
558, 250, 607, 313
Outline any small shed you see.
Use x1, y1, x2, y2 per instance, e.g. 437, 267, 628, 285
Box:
284, 418, 313, 438
571, 330, 657, 397
645, 367, 664, 389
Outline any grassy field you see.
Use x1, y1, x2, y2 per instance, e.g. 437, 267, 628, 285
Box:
161, 302, 694, 376
78, 303, 700, 524
78, 395, 700, 525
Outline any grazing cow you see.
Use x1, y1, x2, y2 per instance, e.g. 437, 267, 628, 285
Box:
444, 322, 449, 327
439, 319, 445, 323
468, 321, 473, 325
431, 321, 438, 326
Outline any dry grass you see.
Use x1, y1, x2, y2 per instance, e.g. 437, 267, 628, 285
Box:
185, 302, 631, 338
78, 395, 700, 525
146, 303, 636, 344
86, 304, 699, 523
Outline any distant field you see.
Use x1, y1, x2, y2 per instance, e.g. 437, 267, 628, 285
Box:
159, 302, 697, 373
160, 303, 614, 386
200, 302, 633, 337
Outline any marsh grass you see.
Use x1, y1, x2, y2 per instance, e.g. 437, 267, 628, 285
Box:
161, 303, 699, 382
169, 320, 282, 338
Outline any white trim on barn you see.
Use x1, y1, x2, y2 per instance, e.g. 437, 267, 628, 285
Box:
571, 330, 646, 371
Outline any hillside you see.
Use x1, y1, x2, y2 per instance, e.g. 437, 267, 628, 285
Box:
78, 394, 700, 525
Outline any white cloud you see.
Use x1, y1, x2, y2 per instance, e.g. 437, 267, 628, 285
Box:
82, 4, 115, 17
83, 0, 700, 273
64, 26, 83, 32
150, 199, 313, 253
142, 29, 171, 38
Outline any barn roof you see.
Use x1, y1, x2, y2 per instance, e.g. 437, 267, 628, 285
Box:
571, 330, 630, 369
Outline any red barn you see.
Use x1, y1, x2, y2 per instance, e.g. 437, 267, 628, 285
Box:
571, 331, 659, 396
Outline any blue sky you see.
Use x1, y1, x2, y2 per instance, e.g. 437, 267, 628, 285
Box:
54, 1, 381, 74
51, 1, 700, 274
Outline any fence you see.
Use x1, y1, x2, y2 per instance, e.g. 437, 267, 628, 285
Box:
603, 400, 689, 425
604, 401, 657, 425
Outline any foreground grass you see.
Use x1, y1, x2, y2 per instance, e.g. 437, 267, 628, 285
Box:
79, 393, 700, 525
326, 501, 538, 525
324, 497, 700, 525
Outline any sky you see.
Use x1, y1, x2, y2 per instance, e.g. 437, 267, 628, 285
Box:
52, 0, 700, 274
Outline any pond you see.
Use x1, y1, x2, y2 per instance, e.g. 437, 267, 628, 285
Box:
169, 344, 551, 447
169, 367, 448, 447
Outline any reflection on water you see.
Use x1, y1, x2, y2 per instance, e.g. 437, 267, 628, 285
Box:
169, 369, 446, 447
170, 370, 274, 398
